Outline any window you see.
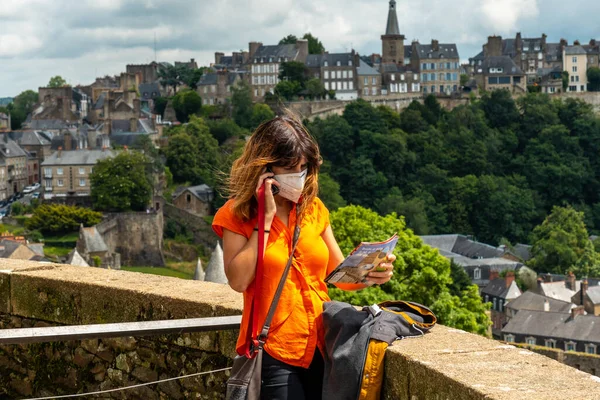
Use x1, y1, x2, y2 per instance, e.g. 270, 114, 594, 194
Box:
324, 82, 329, 90
422, 74, 428, 82
391, 74, 395, 81
576, 75, 580, 82
490, 67, 504, 74
79, 168, 85, 175
400, 74, 405, 80
412, 83, 420, 92
254, 89, 258, 97
44, 179, 52, 188
349, 81, 354, 90
488, 77, 499, 84
423, 87, 428, 93
348, 70, 353, 78
372, 77, 377, 85
572, 57, 577, 63
342, 71, 348, 79
549, 87, 556, 93
336, 61, 341, 66
452, 73, 458, 81
446, 62, 451, 69
545, 339, 556, 348
493, 298, 497, 311
474, 268, 481, 280
446, 73, 451, 81
324, 61, 328, 67
204, 87, 208, 93
439, 62, 445, 69
343, 81, 348, 90
332, 82, 337, 90
337, 81, 342, 90
324, 71, 329, 79
586, 344, 597, 354
499, 77, 511, 84
79, 179, 85, 187
422, 63, 427, 70
523, 46, 529, 51
57, 179, 64, 187
485, 295, 489, 303
348, 60, 353, 66
571, 76, 575, 83
371, 87, 377, 96
431, 63, 436, 70
538, 52, 543, 60
526, 337, 536, 345
565, 342, 576, 352
57, 168, 63, 175
569, 85, 577, 92
363, 87, 369, 96
430, 73, 435, 81
504, 335, 515, 343
364, 77, 368, 85
431, 85, 435, 93
573, 66, 578, 73
44, 168, 52, 177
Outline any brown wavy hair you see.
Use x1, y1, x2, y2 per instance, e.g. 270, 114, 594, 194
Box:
227, 114, 321, 221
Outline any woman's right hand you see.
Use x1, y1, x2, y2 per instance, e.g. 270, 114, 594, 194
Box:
256, 171, 279, 227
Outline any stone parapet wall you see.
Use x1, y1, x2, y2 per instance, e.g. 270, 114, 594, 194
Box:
163, 202, 220, 250
513, 343, 600, 377
1, 259, 599, 399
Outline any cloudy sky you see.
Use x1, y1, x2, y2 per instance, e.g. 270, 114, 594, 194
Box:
1, 0, 599, 97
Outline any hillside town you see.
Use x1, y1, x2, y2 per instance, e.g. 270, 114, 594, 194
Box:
1, 0, 600, 390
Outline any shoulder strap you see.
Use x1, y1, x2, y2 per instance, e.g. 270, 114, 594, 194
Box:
250, 185, 267, 352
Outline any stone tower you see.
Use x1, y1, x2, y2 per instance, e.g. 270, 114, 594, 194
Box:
381, 0, 406, 64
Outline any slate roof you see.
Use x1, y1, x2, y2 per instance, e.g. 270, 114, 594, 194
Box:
503, 310, 600, 343
174, 184, 213, 203
513, 244, 532, 261
564, 45, 588, 55
506, 291, 573, 313
576, 285, 600, 305
205, 242, 227, 284
385, 0, 400, 35
66, 249, 90, 267
481, 278, 522, 300
357, 59, 380, 76
0, 240, 24, 258
81, 226, 108, 253
480, 56, 523, 75
0, 138, 28, 158
253, 44, 299, 62
42, 149, 116, 166
111, 119, 149, 134
27, 120, 73, 130
139, 83, 161, 100
415, 43, 459, 59
538, 281, 580, 303
18, 131, 52, 146
197, 72, 239, 87
93, 92, 106, 110
420, 234, 504, 259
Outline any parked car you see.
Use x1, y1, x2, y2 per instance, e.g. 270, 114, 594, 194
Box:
32, 192, 40, 199
32, 182, 40, 190
23, 186, 34, 194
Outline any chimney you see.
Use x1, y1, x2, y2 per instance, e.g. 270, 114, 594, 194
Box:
544, 299, 550, 312
64, 132, 72, 151
215, 52, 224, 65
489, 270, 499, 281
570, 305, 585, 320
133, 98, 141, 116
505, 271, 515, 288
486, 36, 503, 57
574, 40, 581, 46
129, 117, 137, 133
541, 33, 547, 50
560, 38, 568, 54
431, 39, 440, 52
296, 39, 309, 60
249, 42, 262, 59
590, 39, 597, 48
58, 146, 62, 158
581, 279, 589, 306
567, 271, 576, 291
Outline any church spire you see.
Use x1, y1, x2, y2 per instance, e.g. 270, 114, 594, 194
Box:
386, 0, 400, 36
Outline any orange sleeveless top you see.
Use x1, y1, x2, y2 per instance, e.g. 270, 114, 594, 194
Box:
212, 198, 331, 368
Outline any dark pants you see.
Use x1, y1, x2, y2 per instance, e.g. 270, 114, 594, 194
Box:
261, 349, 324, 400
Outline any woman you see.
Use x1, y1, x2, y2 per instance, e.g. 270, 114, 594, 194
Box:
212, 115, 395, 400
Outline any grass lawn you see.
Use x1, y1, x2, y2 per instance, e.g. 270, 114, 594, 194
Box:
121, 266, 194, 280
44, 246, 73, 258
43, 231, 79, 244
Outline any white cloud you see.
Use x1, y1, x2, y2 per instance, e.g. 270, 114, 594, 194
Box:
0, 34, 43, 57
481, 0, 539, 32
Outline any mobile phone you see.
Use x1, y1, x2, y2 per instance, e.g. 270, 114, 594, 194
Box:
266, 167, 280, 195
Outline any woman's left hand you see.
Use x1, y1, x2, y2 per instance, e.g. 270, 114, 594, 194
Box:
366, 254, 396, 286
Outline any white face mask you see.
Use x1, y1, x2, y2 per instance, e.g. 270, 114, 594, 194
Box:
272, 169, 307, 203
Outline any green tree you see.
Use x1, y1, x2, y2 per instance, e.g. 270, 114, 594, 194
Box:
26, 205, 102, 234
153, 97, 168, 118
231, 80, 254, 129
328, 205, 490, 335
460, 74, 469, 87
278, 61, 308, 87
47, 75, 68, 88
91, 151, 153, 212
172, 89, 202, 123
562, 71, 569, 91
587, 67, 600, 91
302, 33, 325, 54
184, 69, 204, 90
208, 118, 246, 144
318, 172, 346, 211
306, 78, 326, 100
529, 206, 600, 276
279, 34, 298, 45
8, 90, 38, 130
250, 103, 275, 130
342, 99, 386, 133
479, 89, 519, 129
274, 80, 301, 101
158, 64, 186, 94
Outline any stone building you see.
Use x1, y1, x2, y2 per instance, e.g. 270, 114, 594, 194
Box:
248, 40, 309, 101
172, 184, 213, 218
357, 60, 382, 97
380, 64, 420, 95
412, 40, 461, 96
41, 148, 116, 200
196, 71, 243, 105
381, 0, 406, 65
76, 225, 120, 269
584, 40, 600, 69
0, 136, 28, 196
473, 56, 526, 94
481, 271, 522, 338
571, 280, 600, 316
213, 51, 249, 70
0, 113, 11, 132
126, 62, 164, 84
306, 52, 359, 100
564, 44, 589, 92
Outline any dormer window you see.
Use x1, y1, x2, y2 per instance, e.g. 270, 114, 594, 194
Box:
348, 60, 353, 66
269, 57, 272, 62
523, 46, 529, 51
474, 267, 481, 280
489, 67, 504, 74
336, 61, 341, 66
534, 46, 540, 51
324, 61, 328, 67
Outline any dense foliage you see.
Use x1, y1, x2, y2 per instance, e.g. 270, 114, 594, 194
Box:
91, 151, 153, 212
328, 206, 490, 335
26, 205, 102, 233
